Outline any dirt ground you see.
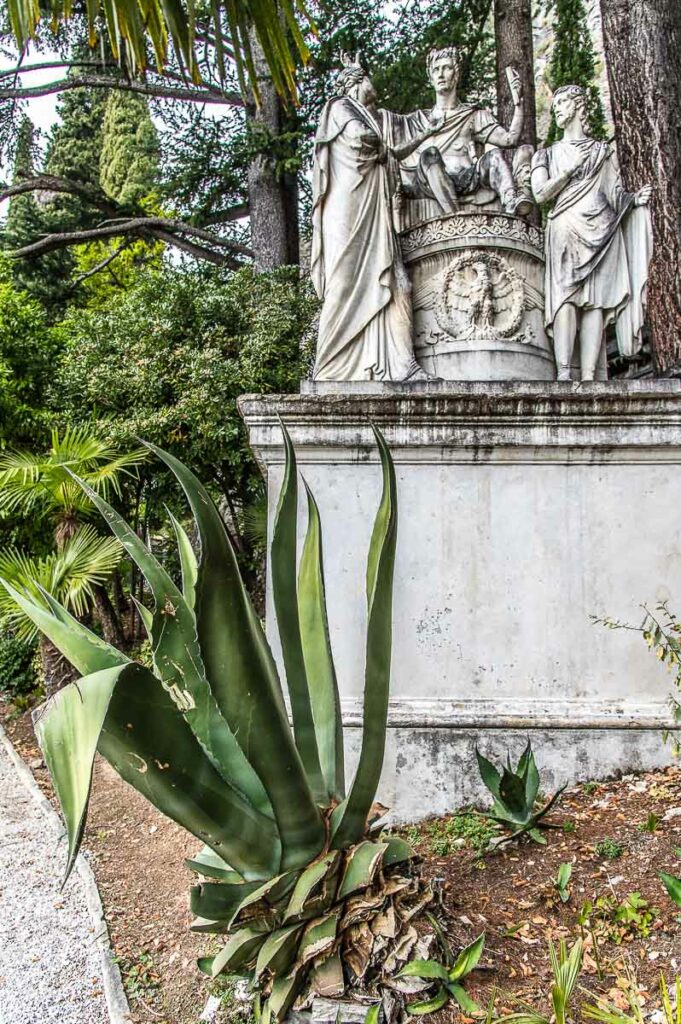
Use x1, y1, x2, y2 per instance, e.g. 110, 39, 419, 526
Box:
3, 697, 680, 1024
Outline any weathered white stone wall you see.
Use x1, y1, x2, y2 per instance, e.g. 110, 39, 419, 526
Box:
240, 381, 681, 820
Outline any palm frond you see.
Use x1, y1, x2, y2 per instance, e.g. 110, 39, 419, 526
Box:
8, 0, 313, 102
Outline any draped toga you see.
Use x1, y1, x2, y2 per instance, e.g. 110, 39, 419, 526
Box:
534, 139, 653, 356
311, 97, 419, 382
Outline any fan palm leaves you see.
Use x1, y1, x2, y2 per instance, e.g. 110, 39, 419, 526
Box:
0, 426, 146, 546
0, 526, 122, 640
7, 0, 313, 101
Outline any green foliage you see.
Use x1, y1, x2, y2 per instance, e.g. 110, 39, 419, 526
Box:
2, 430, 418, 1020
99, 92, 160, 206
426, 810, 497, 855
659, 870, 681, 907
0, 632, 39, 697
399, 931, 485, 1017
497, 939, 583, 1024
594, 838, 624, 860
554, 862, 572, 903
0, 272, 63, 451
545, 0, 606, 142
476, 741, 565, 843
582, 893, 658, 944
584, 975, 681, 1024
55, 266, 318, 560
639, 812, 661, 833
595, 604, 681, 753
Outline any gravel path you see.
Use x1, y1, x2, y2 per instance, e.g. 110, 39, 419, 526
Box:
0, 734, 111, 1024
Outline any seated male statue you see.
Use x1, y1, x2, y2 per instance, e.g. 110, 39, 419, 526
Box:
380, 47, 534, 218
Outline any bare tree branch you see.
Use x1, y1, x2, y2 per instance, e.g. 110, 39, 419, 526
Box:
68, 241, 131, 289
152, 229, 241, 267
202, 203, 250, 225
0, 174, 119, 216
0, 75, 243, 106
0, 60, 115, 80
11, 215, 253, 262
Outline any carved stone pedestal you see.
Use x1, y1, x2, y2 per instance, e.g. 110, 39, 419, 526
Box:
240, 382, 681, 820
401, 211, 556, 381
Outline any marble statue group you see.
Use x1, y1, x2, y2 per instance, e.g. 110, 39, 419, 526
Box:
310, 48, 653, 383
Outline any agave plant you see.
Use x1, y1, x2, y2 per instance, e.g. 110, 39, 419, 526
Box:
0, 425, 432, 1020
660, 870, 681, 907
497, 938, 583, 1024
476, 741, 565, 844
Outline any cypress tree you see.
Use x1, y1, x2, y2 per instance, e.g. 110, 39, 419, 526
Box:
546, 0, 606, 141
99, 92, 160, 206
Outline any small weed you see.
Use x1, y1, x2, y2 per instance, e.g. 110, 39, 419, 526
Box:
427, 810, 497, 855
209, 976, 254, 1023
595, 838, 624, 860
590, 892, 659, 944
583, 781, 600, 795
638, 812, 662, 833
404, 824, 423, 847
563, 821, 576, 834
115, 951, 160, 1002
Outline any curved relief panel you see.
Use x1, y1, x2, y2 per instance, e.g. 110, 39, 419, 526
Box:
434, 251, 525, 341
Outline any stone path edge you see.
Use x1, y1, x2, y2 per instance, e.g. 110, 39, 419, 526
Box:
0, 720, 132, 1024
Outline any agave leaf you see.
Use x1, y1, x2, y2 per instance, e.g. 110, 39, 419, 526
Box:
446, 983, 483, 1016
132, 596, 154, 638
406, 987, 449, 1015
97, 663, 281, 879
283, 851, 340, 922
185, 845, 241, 881
529, 786, 567, 829
311, 950, 345, 998
168, 509, 198, 612
268, 973, 305, 1021
141, 441, 325, 871
34, 665, 120, 881
499, 768, 529, 819
476, 748, 502, 800
190, 880, 264, 924
332, 427, 397, 847
0, 578, 128, 676
523, 746, 540, 809
297, 911, 339, 966
298, 479, 345, 801
271, 425, 326, 802
398, 960, 450, 982
255, 923, 302, 980
449, 933, 485, 981
382, 834, 415, 868
659, 871, 681, 907
516, 741, 532, 780
203, 925, 269, 977
67, 470, 273, 820
337, 840, 388, 899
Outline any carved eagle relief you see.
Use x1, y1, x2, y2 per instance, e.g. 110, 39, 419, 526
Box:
433, 251, 526, 341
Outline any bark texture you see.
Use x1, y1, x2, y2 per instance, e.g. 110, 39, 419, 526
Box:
40, 637, 77, 697
247, 37, 300, 271
600, 0, 681, 375
494, 0, 537, 147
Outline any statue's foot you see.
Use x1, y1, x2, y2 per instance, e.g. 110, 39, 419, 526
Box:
502, 188, 535, 218
556, 368, 572, 382
402, 362, 439, 383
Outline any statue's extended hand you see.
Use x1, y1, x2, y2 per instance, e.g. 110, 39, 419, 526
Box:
506, 66, 523, 106
635, 184, 653, 206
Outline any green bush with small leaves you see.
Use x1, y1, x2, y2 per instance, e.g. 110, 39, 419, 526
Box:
0, 632, 39, 697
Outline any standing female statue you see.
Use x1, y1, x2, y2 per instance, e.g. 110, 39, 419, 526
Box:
311, 56, 436, 382
531, 85, 653, 381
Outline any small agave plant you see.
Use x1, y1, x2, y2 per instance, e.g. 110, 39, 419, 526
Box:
0, 425, 433, 1021
476, 741, 565, 844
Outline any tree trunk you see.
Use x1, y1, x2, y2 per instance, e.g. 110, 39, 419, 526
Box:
40, 636, 77, 697
600, 0, 681, 375
92, 583, 126, 648
493, 0, 537, 147
246, 36, 300, 271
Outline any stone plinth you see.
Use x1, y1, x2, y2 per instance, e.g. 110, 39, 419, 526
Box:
240, 381, 681, 820
400, 212, 561, 381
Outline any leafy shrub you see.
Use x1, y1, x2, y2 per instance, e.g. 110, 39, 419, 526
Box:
594, 838, 624, 860
0, 632, 39, 696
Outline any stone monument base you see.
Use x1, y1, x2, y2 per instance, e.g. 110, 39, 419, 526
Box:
240, 382, 681, 821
